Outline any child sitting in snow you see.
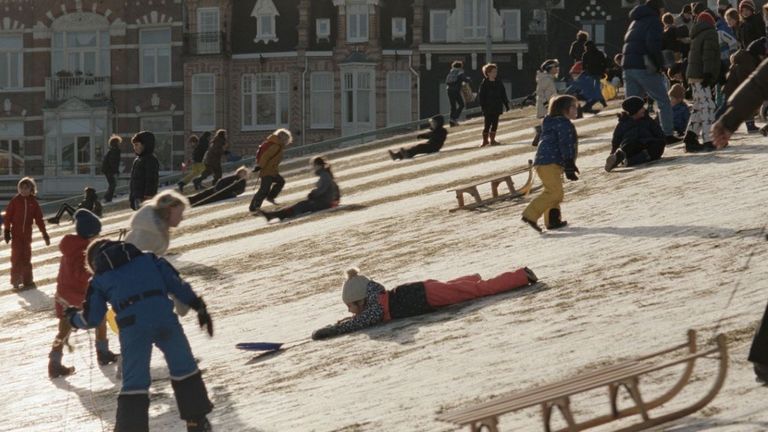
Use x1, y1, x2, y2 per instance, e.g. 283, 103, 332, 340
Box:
48, 209, 118, 378
668, 84, 691, 137
48, 186, 103, 225
388, 115, 447, 160
604, 96, 667, 172
67, 239, 214, 432
312, 267, 538, 340
188, 166, 249, 207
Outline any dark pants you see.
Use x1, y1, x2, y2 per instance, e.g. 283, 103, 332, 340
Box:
483, 113, 501, 134
620, 138, 666, 164
749, 301, 768, 365
194, 164, 222, 188
448, 88, 464, 121
104, 173, 117, 202
52, 204, 76, 221
249, 175, 285, 210
402, 142, 441, 159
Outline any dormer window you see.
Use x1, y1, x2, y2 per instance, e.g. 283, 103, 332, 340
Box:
347, 4, 369, 43
316, 18, 331, 42
252, 0, 279, 43
392, 17, 406, 40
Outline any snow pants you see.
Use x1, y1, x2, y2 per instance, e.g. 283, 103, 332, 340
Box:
424, 268, 530, 307
522, 164, 565, 228
402, 142, 441, 158
179, 162, 205, 185
10, 237, 33, 286
448, 88, 464, 121
687, 83, 716, 143
250, 174, 285, 210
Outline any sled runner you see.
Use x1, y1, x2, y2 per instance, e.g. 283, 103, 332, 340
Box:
437, 330, 727, 432
448, 160, 534, 212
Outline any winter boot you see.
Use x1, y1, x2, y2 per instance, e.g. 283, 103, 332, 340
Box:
521, 216, 543, 233
97, 349, 119, 366
480, 133, 490, 147
582, 102, 600, 114
47, 216, 60, 225
604, 149, 625, 172
192, 178, 203, 191
531, 125, 542, 147
626, 149, 651, 166
684, 131, 707, 153
186, 416, 213, 432
388, 149, 400, 161
449, 119, 460, 127
546, 208, 568, 230
489, 132, 501, 146
755, 363, 768, 384
171, 371, 214, 429
664, 135, 683, 144
115, 394, 150, 432
576, 105, 584, 119
48, 351, 74, 379
177, 181, 186, 193
746, 120, 760, 134
524, 267, 538, 284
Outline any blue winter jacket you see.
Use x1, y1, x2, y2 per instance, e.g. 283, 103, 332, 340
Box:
534, 116, 578, 167
622, 5, 664, 71
671, 102, 691, 135
566, 74, 602, 104
70, 241, 199, 330
611, 113, 665, 153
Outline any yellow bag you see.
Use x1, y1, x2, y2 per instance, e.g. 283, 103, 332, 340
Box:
601, 79, 617, 101
106, 307, 119, 335
461, 82, 475, 104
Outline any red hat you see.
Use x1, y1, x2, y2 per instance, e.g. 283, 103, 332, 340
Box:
569, 61, 583, 75
697, 12, 716, 27
739, 0, 756, 12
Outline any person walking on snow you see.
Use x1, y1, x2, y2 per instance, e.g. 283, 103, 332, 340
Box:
3, 177, 49, 291
312, 266, 538, 340
102, 135, 121, 203
249, 128, 292, 211
477, 63, 510, 147
445, 61, 473, 127
67, 239, 214, 432
48, 209, 118, 378
533, 59, 560, 147
521, 95, 580, 233
193, 129, 227, 191
128, 131, 160, 211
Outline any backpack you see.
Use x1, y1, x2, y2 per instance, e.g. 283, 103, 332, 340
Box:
255, 139, 275, 165
445, 69, 462, 85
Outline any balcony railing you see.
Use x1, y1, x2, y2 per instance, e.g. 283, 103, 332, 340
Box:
184, 32, 226, 55
45, 76, 111, 103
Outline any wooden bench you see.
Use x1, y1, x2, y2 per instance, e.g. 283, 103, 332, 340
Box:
437, 330, 728, 432
448, 160, 534, 212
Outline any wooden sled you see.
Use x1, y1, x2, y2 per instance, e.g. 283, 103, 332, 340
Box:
437, 330, 728, 432
448, 160, 534, 212
101, 227, 127, 241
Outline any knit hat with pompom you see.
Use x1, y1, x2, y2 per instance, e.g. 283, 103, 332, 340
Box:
341, 268, 370, 304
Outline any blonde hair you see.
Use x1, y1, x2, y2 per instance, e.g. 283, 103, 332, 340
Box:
235, 166, 250, 178
274, 128, 293, 146
151, 190, 189, 223
482, 63, 498, 78
108, 134, 122, 148
17, 176, 37, 196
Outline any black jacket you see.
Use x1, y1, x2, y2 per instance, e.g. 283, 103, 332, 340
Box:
129, 139, 160, 203
191, 138, 209, 163
611, 113, 665, 153
102, 147, 121, 175
477, 79, 510, 115
582, 46, 607, 77
569, 39, 587, 62
78, 197, 103, 217
213, 175, 246, 196
416, 116, 447, 151
738, 13, 766, 50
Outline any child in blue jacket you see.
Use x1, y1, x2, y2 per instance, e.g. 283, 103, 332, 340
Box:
68, 240, 214, 432
522, 95, 580, 232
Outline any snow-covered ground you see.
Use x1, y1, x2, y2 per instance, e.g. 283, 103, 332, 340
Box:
2, 105, 768, 431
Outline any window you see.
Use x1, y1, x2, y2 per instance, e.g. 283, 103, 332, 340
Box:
0, 120, 24, 176
141, 116, 174, 171
501, 10, 521, 42
387, 72, 411, 126
582, 22, 606, 51
252, 0, 279, 43
197, 7, 221, 54
347, 4, 369, 43
242, 73, 289, 130
392, 17, 406, 39
310, 72, 334, 129
463, 0, 488, 40
0, 35, 23, 90
430, 10, 449, 42
316, 18, 331, 41
140, 28, 171, 85
52, 31, 110, 76
192, 74, 215, 130
257, 15, 276, 40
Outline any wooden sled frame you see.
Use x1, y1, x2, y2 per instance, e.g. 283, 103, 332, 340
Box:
437, 330, 728, 432
448, 160, 534, 212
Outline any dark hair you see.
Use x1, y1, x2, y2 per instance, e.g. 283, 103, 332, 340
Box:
548, 95, 577, 117
311, 156, 334, 179
131, 130, 155, 147
662, 12, 675, 25
451, 61, 463, 69
84, 187, 97, 199
200, 131, 212, 142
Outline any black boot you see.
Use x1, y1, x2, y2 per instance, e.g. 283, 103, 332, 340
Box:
582, 102, 600, 114
604, 149, 625, 172
97, 350, 119, 366
546, 208, 568, 230
388, 150, 399, 161
524, 267, 538, 284
521, 216, 543, 233
171, 371, 213, 427
177, 181, 185, 193
755, 363, 768, 384
48, 355, 75, 379
115, 394, 150, 432
186, 416, 212, 432
531, 125, 541, 147
684, 131, 707, 153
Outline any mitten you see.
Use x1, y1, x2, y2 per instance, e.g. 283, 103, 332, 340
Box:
3, 229, 9, 244
564, 159, 580, 181
311, 325, 339, 340
190, 297, 213, 336
42, 232, 50, 246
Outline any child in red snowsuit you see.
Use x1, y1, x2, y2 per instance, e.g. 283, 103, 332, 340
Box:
3, 177, 49, 290
312, 267, 538, 339
48, 209, 118, 378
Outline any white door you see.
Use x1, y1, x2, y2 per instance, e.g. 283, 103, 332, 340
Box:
341, 69, 375, 137
197, 8, 220, 54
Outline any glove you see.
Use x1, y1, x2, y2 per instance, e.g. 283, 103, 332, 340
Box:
3, 229, 9, 244
311, 325, 339, 340
701, 73, 713, 88
190, 297, 213, 336
42, 232, 50, 246
252, 165, 261, 173
564, 159, 580, 181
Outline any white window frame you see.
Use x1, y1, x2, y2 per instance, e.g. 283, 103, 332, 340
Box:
241, 73, 290, 131
500, 9, 521, 42
256, 15, 277, 41
463, 0, 488, 41
139, 28, 172, 86
196, 7, 221, 54
582, 21, 606, 51
347, 4, 369, 43
0, 120, 24, 176
191, 74, 216, 131
341, 68, 375, 136
430, 10, 449, 43
52, 30, 110, 77
392, 17, 407, 39
310, 72, 334, 129
316, 18, 331, 41
386, 72, 411, 126
0, 34, 23, 90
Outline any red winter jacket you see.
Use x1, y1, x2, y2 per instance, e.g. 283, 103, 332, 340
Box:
3, 194, 47, 241
55, 234, 91, 317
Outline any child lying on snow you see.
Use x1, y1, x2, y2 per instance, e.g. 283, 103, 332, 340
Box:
311, 267, 538, 340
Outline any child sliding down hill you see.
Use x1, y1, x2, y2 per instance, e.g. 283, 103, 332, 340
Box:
311, 267, 538, 340
388, 115, 447, 160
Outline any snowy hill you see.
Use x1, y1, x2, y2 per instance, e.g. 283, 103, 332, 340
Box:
2, 105, 768, 431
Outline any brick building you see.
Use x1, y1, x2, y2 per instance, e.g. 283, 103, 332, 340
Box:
0, 0, 185, 198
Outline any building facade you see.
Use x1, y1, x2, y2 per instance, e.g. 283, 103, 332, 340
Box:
0, 0, 185, 198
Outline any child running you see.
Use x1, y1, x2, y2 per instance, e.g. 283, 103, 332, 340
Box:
249, 129, 292, 211
48, 209, 118, 378
312, 267, 538, 340
3, 177, 50, 291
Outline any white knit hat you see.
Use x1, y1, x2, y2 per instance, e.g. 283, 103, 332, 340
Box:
341, 268, 370, 304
